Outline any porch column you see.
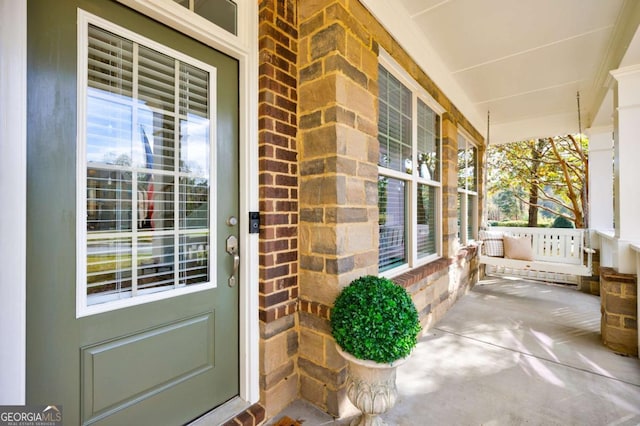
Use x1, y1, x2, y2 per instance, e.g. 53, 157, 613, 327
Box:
586, 127, 613, 231
611, 65, 640, 273
441, 113, 459, 258
297, 1, 379, 417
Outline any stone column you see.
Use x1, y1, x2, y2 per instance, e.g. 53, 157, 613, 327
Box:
441, 113, 459, 258
611, 65, 640, 273
600, 267, 638, 356
297, 1, 379, 417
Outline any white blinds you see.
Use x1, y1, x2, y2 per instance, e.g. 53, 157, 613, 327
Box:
378, 176, 406, 271
417, 184, 437, 258
417, 99, 440, 181
87, 26, 133, 97
378, 66, 412, 173
84, 24, 211, 306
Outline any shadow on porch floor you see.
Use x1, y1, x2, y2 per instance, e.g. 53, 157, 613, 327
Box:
267, 277, 640, 426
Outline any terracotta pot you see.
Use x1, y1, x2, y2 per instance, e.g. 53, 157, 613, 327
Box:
336, 346, 410, 426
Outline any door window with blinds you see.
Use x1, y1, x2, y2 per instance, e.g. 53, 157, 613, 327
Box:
457, 132, 478, 244
77, 12, 216, 316
378, 58, 442, 274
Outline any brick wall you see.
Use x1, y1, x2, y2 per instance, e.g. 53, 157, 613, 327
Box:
258, 0, 300, 418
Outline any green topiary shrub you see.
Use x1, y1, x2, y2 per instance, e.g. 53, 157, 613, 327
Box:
331, 275, 421, 364
551, 216, 574, 228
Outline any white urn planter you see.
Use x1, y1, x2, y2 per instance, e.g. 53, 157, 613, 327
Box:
337, 345, 409, 426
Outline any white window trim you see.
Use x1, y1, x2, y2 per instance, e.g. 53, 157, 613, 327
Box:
378, 50, 444, 278
89, 0, 260, 409
76, 10, 219, 317
457, 128, 479, 244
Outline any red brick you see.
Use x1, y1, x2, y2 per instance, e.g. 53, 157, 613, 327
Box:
276, 250, 297, 263
275, 147, 297, 162
262, 131, 290, 147
275, 121, 296, 137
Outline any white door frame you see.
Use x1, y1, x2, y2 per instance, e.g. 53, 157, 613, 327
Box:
0, 0, 260, 410
0, 0, 27, 405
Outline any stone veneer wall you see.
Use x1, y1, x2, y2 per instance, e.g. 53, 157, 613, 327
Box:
253, 0, 485, 422
600, 267, 638, 356
297, 0, 380, 416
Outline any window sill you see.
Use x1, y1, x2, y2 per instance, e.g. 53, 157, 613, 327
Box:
390, 245, 479, 290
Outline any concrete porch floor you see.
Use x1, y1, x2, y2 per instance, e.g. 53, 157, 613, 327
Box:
266, 277, 640, 426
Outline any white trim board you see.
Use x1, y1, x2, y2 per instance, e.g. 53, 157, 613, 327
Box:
0, 0, 27, 405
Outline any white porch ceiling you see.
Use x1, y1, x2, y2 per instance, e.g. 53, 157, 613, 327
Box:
365, 0, 640, 144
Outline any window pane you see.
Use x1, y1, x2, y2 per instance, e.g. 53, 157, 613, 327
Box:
378, 66, 412, 173
417, 184, 437, 258
86, 95, 132, 166
457, 192, 462, 241
194, 0, 237, 36
468, 145, 477, 192
467, 194, 477, 241
379, 176, 406, 271
87, 237, 133, 302
87, 167, 133, 233
179, 232, 209, 285
145, 173, 175, 231
457, 135, 467, 188
84, 23, 212, 307
417, 100, 440, 181
173, 0, 238, 36
180, 176, 209, 229
87, 25, 133, 97
137, 235, 175, 292
138, 112, 176, 172
139, 45, 175, 113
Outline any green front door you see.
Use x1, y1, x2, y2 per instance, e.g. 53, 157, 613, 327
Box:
26, 1, 240, 424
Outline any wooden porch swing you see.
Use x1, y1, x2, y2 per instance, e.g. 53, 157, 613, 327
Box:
478, 94, 593, 284
478, 226, 594, 284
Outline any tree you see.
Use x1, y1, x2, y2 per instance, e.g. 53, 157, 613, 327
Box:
487, 134, 588, 228
493, 189, 525, 220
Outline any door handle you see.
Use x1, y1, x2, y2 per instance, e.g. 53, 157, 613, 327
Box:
226, 235, 239, 287
229, 253, 240, 287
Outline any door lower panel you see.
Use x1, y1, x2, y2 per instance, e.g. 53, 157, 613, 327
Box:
81, 312, 215, 424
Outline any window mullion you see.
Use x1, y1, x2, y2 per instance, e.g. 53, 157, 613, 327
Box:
131, 41, 140, 297
409, 93, 418, 266
174, 59, 181, 288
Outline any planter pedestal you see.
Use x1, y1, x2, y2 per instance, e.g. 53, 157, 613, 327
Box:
336, 346, 408, 426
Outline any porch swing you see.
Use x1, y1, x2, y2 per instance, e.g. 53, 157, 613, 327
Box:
478, 93, 594, 284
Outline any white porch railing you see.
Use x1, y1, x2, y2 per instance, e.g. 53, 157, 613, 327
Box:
595, 230, 616, 268
479, 226, 592, 284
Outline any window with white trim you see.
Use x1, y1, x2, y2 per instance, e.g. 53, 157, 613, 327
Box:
457, 132, 478, 244
78, 16, 216, 315
377, 59, 442, 274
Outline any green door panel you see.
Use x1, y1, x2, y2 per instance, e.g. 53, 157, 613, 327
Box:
26, 1, 239, 424
81, 313, 214, 421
